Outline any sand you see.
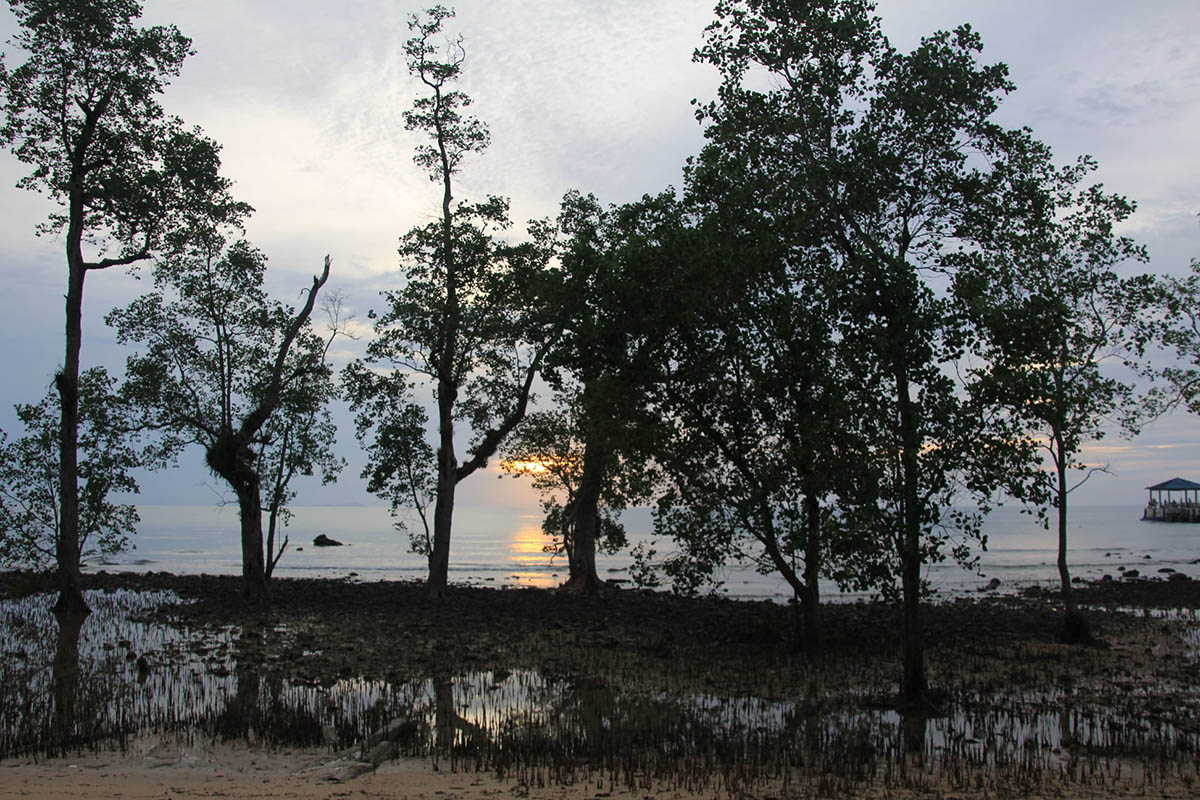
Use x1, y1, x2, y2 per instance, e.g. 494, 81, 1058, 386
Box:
0, 744, 727, 799
5, 747, 1198, 799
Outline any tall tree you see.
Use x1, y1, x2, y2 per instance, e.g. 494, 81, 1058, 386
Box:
108, 230, 337, 603
0, 368, 140, 571
347, 6, 558, 598
957, 148, 1151, 640
501, 191, 677, 592
695, 0, 1026, 702
955, 145, 1152, 638
0, 0, 243, 612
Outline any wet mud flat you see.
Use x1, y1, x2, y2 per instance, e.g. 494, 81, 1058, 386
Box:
2, 571, 1200, 798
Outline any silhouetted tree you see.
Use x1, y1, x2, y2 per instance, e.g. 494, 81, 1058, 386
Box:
1146, 257, 1200, 420
954, 147, 1153, 642
109, 228, 336, 603
501, 407, 630, 584
347, 6, 559, 598
695, 0, 1029, 701
0, 0, 244, 612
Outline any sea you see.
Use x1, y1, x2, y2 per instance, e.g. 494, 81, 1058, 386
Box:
92, 502, 1200, 603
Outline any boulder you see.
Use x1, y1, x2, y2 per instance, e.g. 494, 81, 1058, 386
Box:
313, 534, 344, 547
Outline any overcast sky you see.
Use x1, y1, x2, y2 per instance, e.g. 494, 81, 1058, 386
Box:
1, 0, 1199, 512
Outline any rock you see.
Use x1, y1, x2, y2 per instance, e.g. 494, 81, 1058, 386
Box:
977, 577, 1001, 592
1169, 572, 1190, 582
1158, 567, 1176, 574
1123, 569, 1140, 579
313, 534, 344, 547
1100, 574, 1113, 582
1144, 554, 1152, 559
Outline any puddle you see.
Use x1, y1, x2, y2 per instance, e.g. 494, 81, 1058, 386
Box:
2, 590, 1198, 794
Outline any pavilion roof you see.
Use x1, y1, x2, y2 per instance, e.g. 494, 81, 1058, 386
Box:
1145, 477, 1200, 491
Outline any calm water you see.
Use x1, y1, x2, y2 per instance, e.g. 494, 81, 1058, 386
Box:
92, 503, 1200, 601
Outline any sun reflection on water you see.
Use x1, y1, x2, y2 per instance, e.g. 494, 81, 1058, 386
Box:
506, 523, 561, 588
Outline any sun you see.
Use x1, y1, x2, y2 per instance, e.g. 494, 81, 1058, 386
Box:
503, 459, 550, 474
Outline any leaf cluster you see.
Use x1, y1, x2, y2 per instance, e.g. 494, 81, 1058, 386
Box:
0, 0, 248, 264
0, 367, 140, 569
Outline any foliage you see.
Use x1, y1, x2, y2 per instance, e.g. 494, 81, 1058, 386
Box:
1142, 258, 1200, 417
343, 363, 435, 555
688, 0, 1043, 693
691, 0, 1021, 586
0, 0, 246, 611
953, 145, 1152, 621
0, 368, 139, 569
513, 190, 685, 589
956, 150, 1152, 501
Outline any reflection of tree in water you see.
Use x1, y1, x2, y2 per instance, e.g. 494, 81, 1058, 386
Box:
900, 708, 928, 762
477, 671, 796, 783
211, 622, 323, 747
430, 674, 488, 769
50, 610, 87, 756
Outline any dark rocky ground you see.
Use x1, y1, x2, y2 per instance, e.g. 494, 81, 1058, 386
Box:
4, 569, 1200, 797
4, 569, 1198, 705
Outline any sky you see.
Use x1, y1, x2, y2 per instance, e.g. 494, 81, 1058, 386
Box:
1, 0, 1199, 512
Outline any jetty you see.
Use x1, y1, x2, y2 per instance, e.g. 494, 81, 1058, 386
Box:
1143, 477, 1200, 522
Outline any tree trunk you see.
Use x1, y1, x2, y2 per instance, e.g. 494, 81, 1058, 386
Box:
802, 492, 822, 653
893, 341, 926, 705
53, 261, 88, 615
427, 470, 455, 599
426, 68, 460, 601
562, 437, 607, 593
427, 367, 457, 598
427, 369, 457, 598
899, 546, 925, 703
234, 475, 269, 604
1056, 456, 1075, 616
265, 502, 287, 580
1054, 437, 1091, 644
51, 609, 87, 755
208, 439, 269, 603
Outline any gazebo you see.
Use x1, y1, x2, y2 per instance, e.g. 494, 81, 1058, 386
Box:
1143, 478, 1200, 522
